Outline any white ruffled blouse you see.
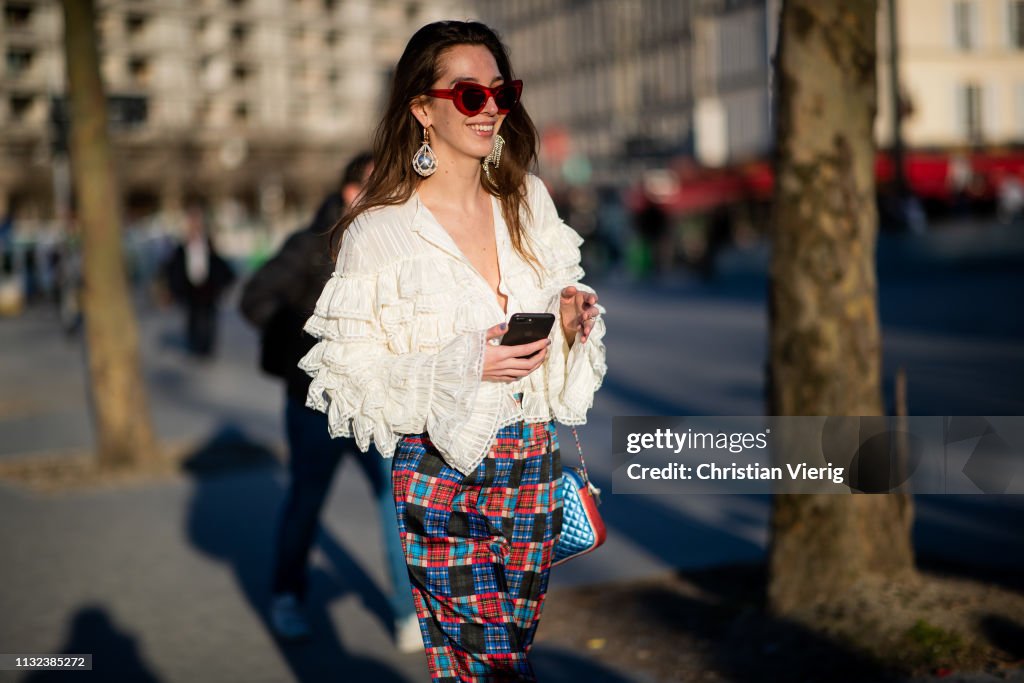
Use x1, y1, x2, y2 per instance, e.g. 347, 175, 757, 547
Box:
299, 174, 607, 476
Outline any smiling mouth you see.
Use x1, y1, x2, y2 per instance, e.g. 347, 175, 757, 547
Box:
469, 123, 494, 134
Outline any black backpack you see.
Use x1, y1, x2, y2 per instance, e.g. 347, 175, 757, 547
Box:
259, 307, 314, 379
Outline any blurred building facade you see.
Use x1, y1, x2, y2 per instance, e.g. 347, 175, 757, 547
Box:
476, 0, 694, 186
693, 0, 1024, 156
5, 0, 1023, 228
691, 0, 779, 169
478, 0, 1024, 191
476, 0, 779, 186
877, 0, 1024, 149
0, 0, 466, 228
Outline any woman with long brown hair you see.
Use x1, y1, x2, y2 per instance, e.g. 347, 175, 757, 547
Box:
300, 20, 606, 681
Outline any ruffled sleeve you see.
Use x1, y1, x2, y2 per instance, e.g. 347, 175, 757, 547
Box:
528, 176, 608, 424
298, 228, 487, 466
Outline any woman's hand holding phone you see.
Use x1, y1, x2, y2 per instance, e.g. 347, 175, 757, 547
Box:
481, 322, 550, 383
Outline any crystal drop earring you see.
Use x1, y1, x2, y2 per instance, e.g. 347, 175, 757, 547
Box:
412, 127, 438, 177
482, 134, 505, 185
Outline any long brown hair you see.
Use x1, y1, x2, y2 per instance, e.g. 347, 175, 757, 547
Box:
331, 21, 540, 263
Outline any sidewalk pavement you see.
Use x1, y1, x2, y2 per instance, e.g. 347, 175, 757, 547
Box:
1, 244, 1023, 681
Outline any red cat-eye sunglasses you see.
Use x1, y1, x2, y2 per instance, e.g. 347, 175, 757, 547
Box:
425, 80, 523, 117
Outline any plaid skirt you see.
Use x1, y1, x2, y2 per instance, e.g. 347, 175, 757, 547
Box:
392, 420, 563, 683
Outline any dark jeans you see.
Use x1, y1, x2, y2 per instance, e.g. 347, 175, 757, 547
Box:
271, 396, 415, 621
186, 303, 217, 356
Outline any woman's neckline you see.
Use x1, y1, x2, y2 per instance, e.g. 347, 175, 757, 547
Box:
415, 191, 509, 316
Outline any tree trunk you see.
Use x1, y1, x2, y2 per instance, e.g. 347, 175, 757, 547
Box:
63, 0, 158, 469
767, 0, 914, 616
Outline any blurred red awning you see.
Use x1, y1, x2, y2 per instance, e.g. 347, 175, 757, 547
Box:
636, 151, 1024, 216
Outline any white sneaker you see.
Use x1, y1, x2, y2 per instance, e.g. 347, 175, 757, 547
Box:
269, 594, 312, 642
395, 614, 424, 653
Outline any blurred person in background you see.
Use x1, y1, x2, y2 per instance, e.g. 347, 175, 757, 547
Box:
0, 209, 22, 318
239, 152, 422, 652
997, 171, 1024, 226
698, 204, 732, 282
634, 191, 670, 277
595, 185, 628, 275
947, 151, 974, 217
56, 213, 84, 335
163, 203, 235, 358
300, 21, 606, 682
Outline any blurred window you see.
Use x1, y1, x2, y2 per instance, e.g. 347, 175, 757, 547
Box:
3, 3, 31, 28
959, 83, 984, 142
1017, 84, 1024, 136
1010, 0, 1024, 48
5, 47, 33, 76
128, 57, 150, 86
109, 96, 147, 128
953, 0, 978, 50
231, 22, 248, 45
125, 13, 147, 37
9, 94, 32, 121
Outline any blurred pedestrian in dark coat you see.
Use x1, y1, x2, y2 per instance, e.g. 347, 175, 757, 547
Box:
635, 194, 670, 276
239, 153, 421, 651
164, 204, 235, 357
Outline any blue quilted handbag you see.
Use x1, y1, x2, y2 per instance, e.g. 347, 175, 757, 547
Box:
553, 427, 607, 566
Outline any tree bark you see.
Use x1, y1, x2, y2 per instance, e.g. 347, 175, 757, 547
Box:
767, 0, 914, 616
63, 0, 158, 469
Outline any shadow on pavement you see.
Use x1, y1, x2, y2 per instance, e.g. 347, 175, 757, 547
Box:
531, 645, 640, 682
656, 565, 892, 683
914, 495, 1024, 595
23, 606, 162, 683
593, 475, 766, 569
180, 423, 278, 475
915, 554, 1024, 598
182, 425, 413, 683
979, 615, 1024, 661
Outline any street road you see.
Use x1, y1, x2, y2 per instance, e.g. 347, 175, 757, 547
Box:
1, 226, 1022, 682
